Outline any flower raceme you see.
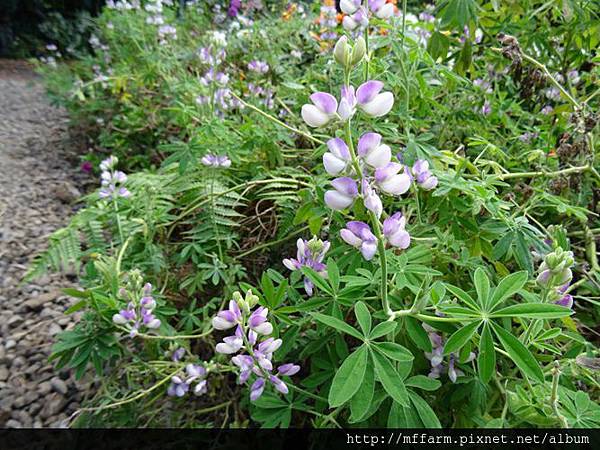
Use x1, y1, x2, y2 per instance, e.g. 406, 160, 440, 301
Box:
283, 236, 330, 295
167, 363, 208, 398
99, 156, 131, 200
112, 275, 161, 337
201, 154, 232, 168
301, 81, 394, 128
212, 291, 300, 401
340, 0, 395, 31
536, 247, 575, 309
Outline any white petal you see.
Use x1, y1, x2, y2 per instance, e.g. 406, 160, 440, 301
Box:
323, 153, 346, 175
364, 144, 391, 168
360, 92, 394, 117
380, 173, 411, 195
324, 190, 354, 210
301, 104, 331, 128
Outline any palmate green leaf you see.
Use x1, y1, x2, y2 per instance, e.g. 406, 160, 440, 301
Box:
474, 268, 490, 308
409, 391, 442, 428
489, 271, 528, 311
406, 375, 441, 391
443, 321, 481, 355
312, 313, 364, 340
491, 303, 573, 319
405, 316, 432, 352
328, 345, 368, 407
327, 258, 340, 293
492, 322, 544, 383
301, 267, 332, 295
478, 322, 495, 383
372, 342, 414, 363
354, 301, 372, 336
349, 356, 375, 423
445, 283, 480, 311
371, 348, 409, 407
369, 321, 397, 340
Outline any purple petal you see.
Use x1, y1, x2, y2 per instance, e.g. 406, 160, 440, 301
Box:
310, 92, 338, 114
327, 138, 350, 160
356, 80, 383, 105
331, 177, 358, 196
357, 132, 382, 157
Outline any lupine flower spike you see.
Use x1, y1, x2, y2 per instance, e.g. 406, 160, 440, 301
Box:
112, 271, 161, 337
213, 291, 300, 401
283, 236, 330, 296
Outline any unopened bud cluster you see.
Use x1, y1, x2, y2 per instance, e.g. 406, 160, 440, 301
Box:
536, 247, 575, 308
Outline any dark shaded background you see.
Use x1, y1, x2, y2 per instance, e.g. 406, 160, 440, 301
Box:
0, 0, 104, 57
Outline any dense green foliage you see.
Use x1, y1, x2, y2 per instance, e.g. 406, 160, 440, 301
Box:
33, 0, 599, 428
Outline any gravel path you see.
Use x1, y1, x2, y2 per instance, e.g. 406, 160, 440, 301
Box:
0, 61, 89, 428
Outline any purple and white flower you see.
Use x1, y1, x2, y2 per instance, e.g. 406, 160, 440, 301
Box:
340, 221, 378, 260
283, 236, 330, 296
362, 179, 383, 218
324, 177, 359, 210
323, 138, 351, 176
357, 132, 391, 168
301, 92, 338, 127
99, 156, 131, 200
248, 60, 269, 74
212, 290, 300, 401
411, 160, 438, 190
374, 162, 411, 195
201, 154, 231, 168
112, 278, 160, 336
383, 212, 411, 249
369, 0, 394, 19
356, 81, 394, 117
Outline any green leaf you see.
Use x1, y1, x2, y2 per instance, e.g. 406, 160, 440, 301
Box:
405, 316, 432, 352
301, 267, 332, 295
474, 268, 490, 308
492, 322, 544, 383
409, 391, 442, 428
514, 233, 534, 274
371, 348, 409, 406
372, 342, 414, 363
427, 31, 450, 61
445, 284, 480, 311
492, 303, 572, 319
312, 313, 364, 340
328, 345, 368, 407
478, 323, 495, 383
369, 321, 397, 340
354, 302, 372, 336
489, 271, 528, 310
443, 321, 481, 355
327, 258, 340, 293
349, 356, 375, 423
406, 375, 441, 391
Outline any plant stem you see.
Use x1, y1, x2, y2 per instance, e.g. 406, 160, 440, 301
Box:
551, 361, 569, 428
495, 164, 589, 180
230, 92, 325, 145
113, 197, 124, 243
210, 170, 224, 262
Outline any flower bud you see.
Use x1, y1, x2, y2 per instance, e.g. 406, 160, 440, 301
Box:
333, 36, 351, 67
351, 36, 366, 66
